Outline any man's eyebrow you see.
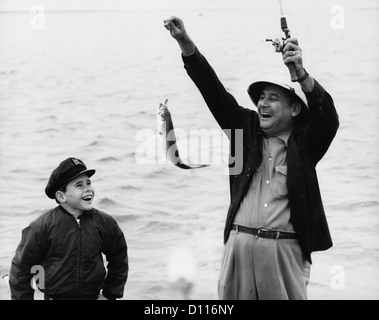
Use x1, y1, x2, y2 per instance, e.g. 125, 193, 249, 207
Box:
261, 91, 281, 98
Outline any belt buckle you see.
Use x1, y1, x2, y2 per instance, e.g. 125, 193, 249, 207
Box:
257, 227, 276, 239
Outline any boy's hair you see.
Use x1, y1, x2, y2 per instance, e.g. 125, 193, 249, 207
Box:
55, 183, 68, 204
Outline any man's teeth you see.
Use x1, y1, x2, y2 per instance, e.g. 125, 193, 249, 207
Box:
82, 196, 92, 201
261, 113, 272, 118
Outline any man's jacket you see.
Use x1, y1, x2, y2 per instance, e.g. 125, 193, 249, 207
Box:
182, 48, 339, 263
9, 206, 128, 299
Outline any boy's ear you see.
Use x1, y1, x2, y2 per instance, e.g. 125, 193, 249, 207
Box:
55, 191, 66, 203
291, 102, 302, 117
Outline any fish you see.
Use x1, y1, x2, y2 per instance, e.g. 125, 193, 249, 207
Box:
156, 99, 209, 170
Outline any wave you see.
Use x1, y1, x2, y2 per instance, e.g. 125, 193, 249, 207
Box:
58, 100, 75, 105
346, 200, 379, 210
143, 167, 172, 179
113, 214, 140, 223
145, 220, 181, 232
119, 184, 141, 192
329, 200, 379, 211
37, 115, 58, 121
98, 156, 119, 163
151, 210, 170, 217
97, 197, 119, 207
0, 69, 16, 75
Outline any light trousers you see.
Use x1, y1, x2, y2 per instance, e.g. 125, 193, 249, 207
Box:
218, 230, 311, 300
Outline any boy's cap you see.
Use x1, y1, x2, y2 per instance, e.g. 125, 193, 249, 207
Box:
45, 157, 96, 199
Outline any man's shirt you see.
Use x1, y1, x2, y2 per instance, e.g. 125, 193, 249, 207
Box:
235, 130, 295, 232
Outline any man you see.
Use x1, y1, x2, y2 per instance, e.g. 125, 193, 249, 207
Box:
164, 16, 339, 300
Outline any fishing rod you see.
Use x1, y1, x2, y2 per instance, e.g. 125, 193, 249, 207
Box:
184, 0, 215, 18
266, 0, 298, 82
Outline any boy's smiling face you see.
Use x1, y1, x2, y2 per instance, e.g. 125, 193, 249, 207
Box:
57, 173, 95, 216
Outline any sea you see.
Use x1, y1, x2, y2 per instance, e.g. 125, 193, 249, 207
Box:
0, 0, 378, 300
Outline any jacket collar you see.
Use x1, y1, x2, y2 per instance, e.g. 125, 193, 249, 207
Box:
58, 205, 93, 219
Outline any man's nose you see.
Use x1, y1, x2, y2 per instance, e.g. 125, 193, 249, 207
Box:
258, 100, 269, 110
258, 97, 269, 107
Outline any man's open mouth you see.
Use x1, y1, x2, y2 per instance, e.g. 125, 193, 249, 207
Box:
261, 112, 272, 119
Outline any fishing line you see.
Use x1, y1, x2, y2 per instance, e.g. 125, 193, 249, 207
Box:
279, 0, 284, 17
183, 0, 215, 19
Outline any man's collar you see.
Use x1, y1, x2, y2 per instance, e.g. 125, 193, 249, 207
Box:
262, 129, 292, 147
277, 129, 292, 147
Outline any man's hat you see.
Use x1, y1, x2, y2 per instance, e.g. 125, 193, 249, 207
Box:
247, 80, 309, 120
45, 157, 96, 199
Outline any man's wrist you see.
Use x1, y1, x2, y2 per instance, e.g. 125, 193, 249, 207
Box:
297, 68, 314, 93
296, 68, 309, 83
177, 37, 196, 56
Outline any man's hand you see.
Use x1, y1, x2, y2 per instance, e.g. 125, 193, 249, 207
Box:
164, 16, 187, 40
164, 16, 196, 56
282, 36, 314, 92
282, 37, 304, 77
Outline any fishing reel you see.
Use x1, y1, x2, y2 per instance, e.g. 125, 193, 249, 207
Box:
265, 14, 298, 82
266, 16, 291, 53
266, 37, 285, 53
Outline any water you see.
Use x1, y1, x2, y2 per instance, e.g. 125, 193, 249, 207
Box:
0, 0, 378, 300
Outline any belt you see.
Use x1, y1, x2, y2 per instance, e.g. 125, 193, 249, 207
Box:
232, 224, 297, 239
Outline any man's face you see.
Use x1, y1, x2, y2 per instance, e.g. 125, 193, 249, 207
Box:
257, 84, 299, 137
59, 173, 95, 214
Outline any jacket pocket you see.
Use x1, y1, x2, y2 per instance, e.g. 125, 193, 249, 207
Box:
43, 260, 57, 288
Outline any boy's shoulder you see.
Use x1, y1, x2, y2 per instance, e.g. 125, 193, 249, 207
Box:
27, 206, 63, 231
91, 207, 112, 218
30, 206, 61, 225
90, 207, 118, 224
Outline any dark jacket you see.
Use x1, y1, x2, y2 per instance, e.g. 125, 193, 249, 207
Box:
9, 206, 128, 300
182, 48, 339, 263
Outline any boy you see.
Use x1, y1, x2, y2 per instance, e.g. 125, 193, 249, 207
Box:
9, 157, 129, 300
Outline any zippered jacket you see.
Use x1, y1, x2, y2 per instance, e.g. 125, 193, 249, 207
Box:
9, 205, 128, 300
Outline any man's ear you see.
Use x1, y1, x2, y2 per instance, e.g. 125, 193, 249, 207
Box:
55, 191, 66, 203
290, 102, 302, 117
